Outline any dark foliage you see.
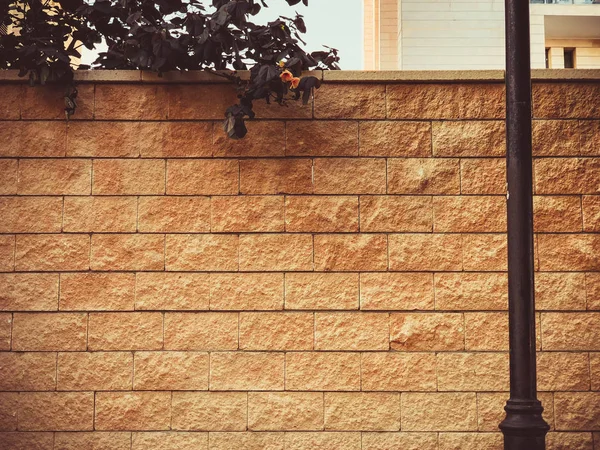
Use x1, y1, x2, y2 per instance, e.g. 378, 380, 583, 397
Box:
0, 0, 338, 133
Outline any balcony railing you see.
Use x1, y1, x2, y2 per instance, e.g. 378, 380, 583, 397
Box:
530, 0, 600, 4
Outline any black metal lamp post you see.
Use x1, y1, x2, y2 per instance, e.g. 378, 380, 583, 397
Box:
499, 0, 550, 449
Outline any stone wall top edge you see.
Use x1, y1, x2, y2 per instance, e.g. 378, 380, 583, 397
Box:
1, 68, 600, 83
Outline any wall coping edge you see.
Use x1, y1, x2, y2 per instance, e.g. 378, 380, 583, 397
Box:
1, 69, 600, 83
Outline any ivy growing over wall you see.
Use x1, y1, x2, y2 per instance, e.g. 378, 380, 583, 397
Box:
0, 0, 339, 137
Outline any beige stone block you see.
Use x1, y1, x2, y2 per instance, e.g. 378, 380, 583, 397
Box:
315, 84, 386, 119
433, 121, 505, 157
210, 352, 284, 391
587, 273, 600, 310
91, 234, 164, 271
462, 234, 507, 271
533, 83, 600, 119
555, 393, 600, 429
18, 159, 91, 195
15, 234, 90, 271
433, 196, 506, 233
437, 353, 509, 392
438, 432, 503, 450
93, 159, 165, 195
0, 313, 10, 350
546, 432, 594, 450
0, 160, 17, 195
460, 158, 506, 195
533, 120, 580, 156
248, 392, 324, 431
88, 312, 163, 351
285, 352, 360, 391
0, 235, 14, 272
580, 120, 600, 156
362, 432, 438, 450
211, 273, 283, 311
0, 197, 62, 233
540, 235, 600, 271
361, 353, 436, 391
0, 273, 59, 311
285, 432, 361, 450
0, 432, 54, 450
95, 84, 167, 120
536, 273, 586, 310
143, 122, 213, 158
314, 234, 387, 271
465, 312, 508, 351
0, 393, 17, 431
401, 393, 477, 431
134, 352, 209, 391
63, 196, 137, 233
57, 352, 132, 391
359, 121, 431, 157
172, 392, 247, 431
131, 432, 208, 450
135, 273, 210, 311
360, 196, 432, 232
534, 196, 582, 232
387, 84, 504, 120
583, 196, 600, 232
239, 234, 312, 272
166, 235, 238, 272
164, 313, 238, 351
542, 313, 600, 350
285, 196, 358, 232
0, 352, 56, 391
95, 392, 171, 431
477, 392, 554, 432
239, 159, 312, 195
387, 158, 460, 194
60, 273, 135, 311
209, 432, 284, 450
324, 393, 400, 431
535, 158, 600, 195
139, 196, 211, 233
538, 352, 590, 391
12, 313, 87, 351
591, 353, 600, 391
68, 121, 162, 157
214, 121, 285, 157
313, 158, 386, 194
211, 196, 284, 232
167, 160, 238, 195
388, 234, 462, 271
239, 312, 313, 351
435, 273, 508, 311
390, 313, 463, 351
285, 273, 358, 310
286, 121, 358, 156
315, 312, 389, 351
360, 273, 434, 311
18, 392, 94, 431
54, 432, 131, 450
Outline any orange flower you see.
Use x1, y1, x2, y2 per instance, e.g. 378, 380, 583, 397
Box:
291, 77, 301, 89
280, 70, 293, 82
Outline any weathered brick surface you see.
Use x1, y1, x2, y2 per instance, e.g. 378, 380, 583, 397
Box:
1, 78, 598, 446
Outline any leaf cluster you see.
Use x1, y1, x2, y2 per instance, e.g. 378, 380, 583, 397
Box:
0, 0, 339, 135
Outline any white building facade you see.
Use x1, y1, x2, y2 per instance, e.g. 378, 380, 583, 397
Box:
364, 0, 600, 70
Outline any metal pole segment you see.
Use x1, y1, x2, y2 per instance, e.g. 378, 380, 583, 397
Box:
499, 0, 550, 449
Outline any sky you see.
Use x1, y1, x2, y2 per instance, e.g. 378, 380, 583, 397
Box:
254, 0, 363, 70
81, 0, 364, 70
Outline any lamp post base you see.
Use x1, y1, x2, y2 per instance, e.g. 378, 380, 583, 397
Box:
499, 399, 550, 450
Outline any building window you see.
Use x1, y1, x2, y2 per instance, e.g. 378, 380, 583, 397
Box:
545, 48, 550, 69
564, 48, 575, 69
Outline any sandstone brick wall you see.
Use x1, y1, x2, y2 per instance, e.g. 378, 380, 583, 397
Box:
0, 74, 599, 449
